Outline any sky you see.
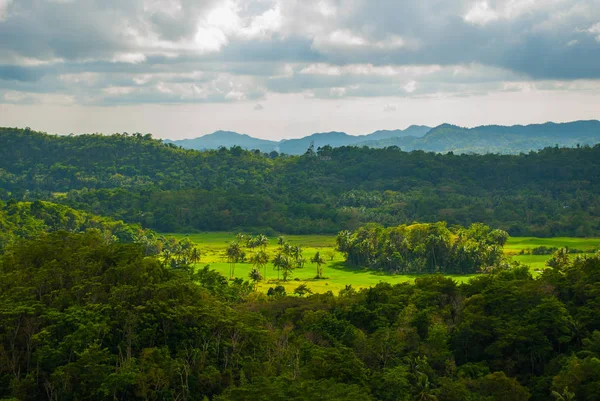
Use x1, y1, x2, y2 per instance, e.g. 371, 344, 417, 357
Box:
0, 0, 599, 140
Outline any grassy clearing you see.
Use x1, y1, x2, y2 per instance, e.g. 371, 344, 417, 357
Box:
167, 232, 600, 293
504, 237, 600, 255
507, 236, 599, 274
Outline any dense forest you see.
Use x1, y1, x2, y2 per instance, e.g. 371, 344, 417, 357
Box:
337, 223, 508, 274
0, 199, 154, 252
2, 229, 600, 400
1, 127, 600, 236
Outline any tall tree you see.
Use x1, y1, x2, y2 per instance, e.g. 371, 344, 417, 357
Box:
311, 251, 326, 279
226, 241, 242, 278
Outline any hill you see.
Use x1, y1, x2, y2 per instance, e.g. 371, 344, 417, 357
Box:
0, 199, 159, 252
1, 127, 600, 236
167, 125, 433, 154
164, 120, 600, 154
357, 120, 600, 153
165, 130, 278, 152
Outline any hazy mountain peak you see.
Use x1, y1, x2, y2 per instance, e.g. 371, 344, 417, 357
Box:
165, 120, 600, 155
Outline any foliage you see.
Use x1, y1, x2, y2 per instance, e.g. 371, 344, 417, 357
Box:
337, 222, 508, 274
2, 128, 600, 236
2, 229, 600, 400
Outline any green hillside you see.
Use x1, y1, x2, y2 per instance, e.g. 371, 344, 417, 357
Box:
1, 127, 600, 236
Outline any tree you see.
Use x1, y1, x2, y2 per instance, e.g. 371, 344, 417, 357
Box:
249, 268, 263, 290
547, 248, 570, 270
256, 234, 269, 249
294, 284, 312, 297
272, 252, 295, 281
552, 387, 575, 401
250, 250, 270, 280
226, 241, 242, 278
267, 285, 286, 297
190, 247, 201, 264
311, 251, 326, 278
272, 252, 285, 281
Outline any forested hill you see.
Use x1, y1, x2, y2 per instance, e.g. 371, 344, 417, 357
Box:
1, 127, 600, 236
0, 199, 161, 253
165, 120, 600, 154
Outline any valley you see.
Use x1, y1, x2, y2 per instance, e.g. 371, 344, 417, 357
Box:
169, 232, 600, 294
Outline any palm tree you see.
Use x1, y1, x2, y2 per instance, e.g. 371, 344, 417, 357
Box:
552, 387, 575, 401
414, 372, 437, 401
273, 252, 295, 281
163, 249, 172, 266
547, 248, 570, 270
281, 257, 294, 282
189, 247, 201, 265
256, 234, 269, 249
248, 268, 263, 290
294, 284, 312, 297
311, 251, 326, 278
250, 249, 270, 280
277, 236, 285, 246
272, 252, 286, 281
226, 241, 242, 279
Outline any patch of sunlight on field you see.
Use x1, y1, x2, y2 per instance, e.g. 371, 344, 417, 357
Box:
504, 237, 600, 255
164, 232, 599, 293
506, 237, 599, 276
166, 232, 476, 294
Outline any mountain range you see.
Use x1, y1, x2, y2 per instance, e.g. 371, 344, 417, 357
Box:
165, 120, 600, 154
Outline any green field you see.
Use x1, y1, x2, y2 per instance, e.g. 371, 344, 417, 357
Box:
168, 232, 600, 294
507, 236, 599, 272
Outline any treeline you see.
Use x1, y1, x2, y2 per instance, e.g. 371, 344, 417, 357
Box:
2, 231, 600, 400
336, 222, 508, 274
0, 199, 158, 252
0, 200, 203, 268
1, 127, 600, 236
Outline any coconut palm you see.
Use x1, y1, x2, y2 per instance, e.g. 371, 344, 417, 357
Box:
250, 249, 270, 279
226, 241, 242, 278
189, 247, 201, 265
248, 268, 263, 290
311, 251, 326, 278
256, 234, 269, 249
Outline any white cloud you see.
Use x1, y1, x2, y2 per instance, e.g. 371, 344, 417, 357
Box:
192, 1, 282, 52
403, 80, 418, 93
111, 53, 147, 64
464, 2, 499, 25
585, 22, 600, 41
312, 30, 407, 53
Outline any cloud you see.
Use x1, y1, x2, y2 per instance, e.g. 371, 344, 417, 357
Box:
464, 2, 499, 25
253, 103, 264, 110
383, 104, 397, 112
0, 0, 598, 106
583, 22, 600, 42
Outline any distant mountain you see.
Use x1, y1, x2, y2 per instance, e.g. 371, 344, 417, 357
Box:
363, 125, 431, 141
165, 130, 277, 152
165, 120, 600, 155
166, 125, 433, 155
401, 120, 600, 153
278, 131, 364, 154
